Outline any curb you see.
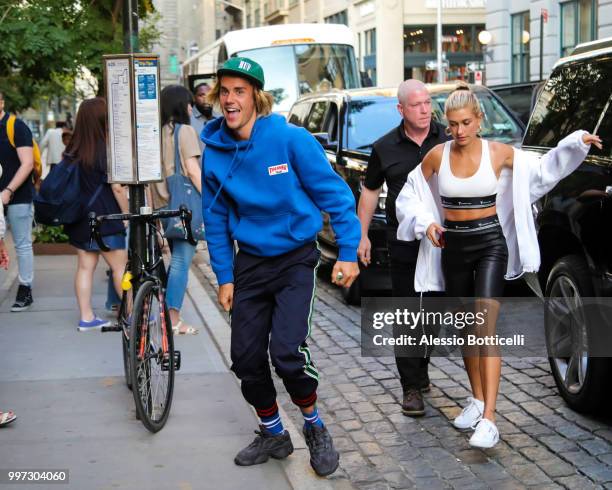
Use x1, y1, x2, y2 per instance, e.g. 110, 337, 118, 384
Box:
187, 268, 339, 490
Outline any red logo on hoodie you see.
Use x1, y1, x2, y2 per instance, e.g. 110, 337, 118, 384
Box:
268, 163, 289, 176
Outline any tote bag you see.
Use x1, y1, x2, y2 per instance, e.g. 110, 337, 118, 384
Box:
163, 124, 205, 241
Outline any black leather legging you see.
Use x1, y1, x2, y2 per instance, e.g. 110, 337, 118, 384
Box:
441, 224, 508, 298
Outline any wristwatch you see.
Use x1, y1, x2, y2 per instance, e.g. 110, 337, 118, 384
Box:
2, 187, 14, 201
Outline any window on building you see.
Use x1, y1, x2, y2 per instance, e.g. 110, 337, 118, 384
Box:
442, 25, 479, 53
404, 26, 436, 53
512, 11, 530, 82
365, 28, 376, 55
561, 0, 597, 56
325, 10, 348, 26
364, 28, 377, 85
254, 7, 260, 26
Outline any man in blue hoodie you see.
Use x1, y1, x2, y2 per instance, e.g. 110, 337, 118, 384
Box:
202, 57, 360, 477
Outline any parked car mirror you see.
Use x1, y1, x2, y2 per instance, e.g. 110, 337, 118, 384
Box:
313, 132, 330, 146
314, 132, 339, 151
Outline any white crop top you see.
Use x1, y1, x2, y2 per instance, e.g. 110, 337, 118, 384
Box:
437, 139, 498, 209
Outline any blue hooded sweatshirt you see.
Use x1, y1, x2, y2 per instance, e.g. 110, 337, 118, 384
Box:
201, 113, 360, 286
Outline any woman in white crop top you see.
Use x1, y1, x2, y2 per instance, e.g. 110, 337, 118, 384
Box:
413, 83, 601, 449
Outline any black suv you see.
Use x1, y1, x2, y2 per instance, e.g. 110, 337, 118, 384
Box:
523, 38, 612, 412
288, 85, 524, 304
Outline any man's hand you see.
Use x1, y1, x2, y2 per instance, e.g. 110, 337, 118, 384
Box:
357, 236, 372, 267
582, 132, 603, 149
218, 283, 234, 312
0, 240, 9, 270
0, 189, 11, 206
331, 261, 360, 288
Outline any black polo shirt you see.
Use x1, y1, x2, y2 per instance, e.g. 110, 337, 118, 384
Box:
364, 120, 449, 230
0, 112, 34, 205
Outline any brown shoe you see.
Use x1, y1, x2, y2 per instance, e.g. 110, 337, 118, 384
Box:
402, 389, 425, 417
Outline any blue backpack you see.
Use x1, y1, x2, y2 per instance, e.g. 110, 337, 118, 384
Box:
34, 159, 101, 226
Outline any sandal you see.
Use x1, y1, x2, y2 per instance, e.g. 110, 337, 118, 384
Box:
172, 320, 199, 336
0, 411, 17, 427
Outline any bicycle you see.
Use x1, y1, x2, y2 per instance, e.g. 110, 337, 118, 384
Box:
89, 205, 197, 432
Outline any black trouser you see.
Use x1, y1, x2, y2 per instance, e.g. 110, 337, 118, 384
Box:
441, 222, 508, 298
387, 229, 431, 392
230, 242, 320, 412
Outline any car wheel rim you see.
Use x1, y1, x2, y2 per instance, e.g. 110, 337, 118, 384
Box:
547, 275, 589, 395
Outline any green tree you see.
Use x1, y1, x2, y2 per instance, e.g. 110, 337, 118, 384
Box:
0, 0, 159, 111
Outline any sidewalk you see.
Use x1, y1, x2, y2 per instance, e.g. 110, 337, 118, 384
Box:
0, 251, 293, 490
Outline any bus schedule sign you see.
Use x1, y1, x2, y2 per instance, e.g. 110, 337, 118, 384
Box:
103, 54, 163, 184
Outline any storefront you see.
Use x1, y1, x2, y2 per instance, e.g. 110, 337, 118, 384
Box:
404, 23, 486, 82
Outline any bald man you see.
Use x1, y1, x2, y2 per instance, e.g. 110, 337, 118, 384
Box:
358, 79, 450, 416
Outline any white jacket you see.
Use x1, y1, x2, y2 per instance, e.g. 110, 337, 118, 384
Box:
396, 131, 591, 292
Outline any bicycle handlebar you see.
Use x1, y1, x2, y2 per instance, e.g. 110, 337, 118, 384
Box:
88, 204, 198, 251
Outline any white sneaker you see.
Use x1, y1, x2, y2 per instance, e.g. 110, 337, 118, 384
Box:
469, 418, 499, 448
453, 397, 484, 430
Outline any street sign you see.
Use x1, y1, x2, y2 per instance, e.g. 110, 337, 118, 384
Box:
541, 8, 548, 23
474, 70, 483, 85
425, 60, 449, 71
466, 61, 485, 72
103, 54, 163, 184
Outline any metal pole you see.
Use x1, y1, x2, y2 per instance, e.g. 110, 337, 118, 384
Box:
437, 0, 443, 83
539, 14, 544, 81
123, 0, 147, 285
482, 45, 487, 86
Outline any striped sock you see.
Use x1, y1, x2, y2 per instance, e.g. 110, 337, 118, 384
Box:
302, 406, 324, 429
256, 402, 284, 436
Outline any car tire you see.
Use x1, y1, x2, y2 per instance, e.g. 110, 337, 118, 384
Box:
544, 255, 611, 413
341, 277, 362, 306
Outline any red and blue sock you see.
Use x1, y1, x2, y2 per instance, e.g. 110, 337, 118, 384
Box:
302, 406, 324, 429
256, 402, 284, 435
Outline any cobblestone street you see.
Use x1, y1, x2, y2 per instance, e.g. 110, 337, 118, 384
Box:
194, 248, 612, 489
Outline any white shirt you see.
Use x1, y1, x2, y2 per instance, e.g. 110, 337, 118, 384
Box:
40, 128, 65, 166
396, 131, 591, 292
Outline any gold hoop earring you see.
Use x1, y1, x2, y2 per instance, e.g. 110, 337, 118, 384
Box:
445, 127, 452, 136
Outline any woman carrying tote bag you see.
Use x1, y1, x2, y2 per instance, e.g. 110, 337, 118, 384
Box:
150, 85, 203, 335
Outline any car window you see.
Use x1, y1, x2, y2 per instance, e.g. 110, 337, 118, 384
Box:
345, 97, 401, 152
288, 102, 311, 127
431, 90, 523, 145
524, 57, 612, 153
492, 84, 536, 124
306, 101, 329, 133
324, 103, 339, 143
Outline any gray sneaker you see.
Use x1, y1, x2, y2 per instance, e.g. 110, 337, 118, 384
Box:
303, 424, 340, 477
234, 426, 294, 466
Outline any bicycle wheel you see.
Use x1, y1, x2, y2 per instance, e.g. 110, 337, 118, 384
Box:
118, 290, 132, 391
129, 279, 175, 432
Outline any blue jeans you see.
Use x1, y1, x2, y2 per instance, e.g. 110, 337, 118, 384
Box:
7, 203, 34, 287
166, 240, 196, 311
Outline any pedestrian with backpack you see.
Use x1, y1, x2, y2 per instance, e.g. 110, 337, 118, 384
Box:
61, 98, 129, 331
0, 91, 35, 312
149, 85, 203, 336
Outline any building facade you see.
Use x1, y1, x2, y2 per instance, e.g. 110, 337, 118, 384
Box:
486, 0, 612, 86
153, 0, 239, 86
241, 0, 487, 87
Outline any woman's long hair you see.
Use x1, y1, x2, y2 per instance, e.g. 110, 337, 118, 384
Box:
161, 85, 193, 130
64, 97, 107, 170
